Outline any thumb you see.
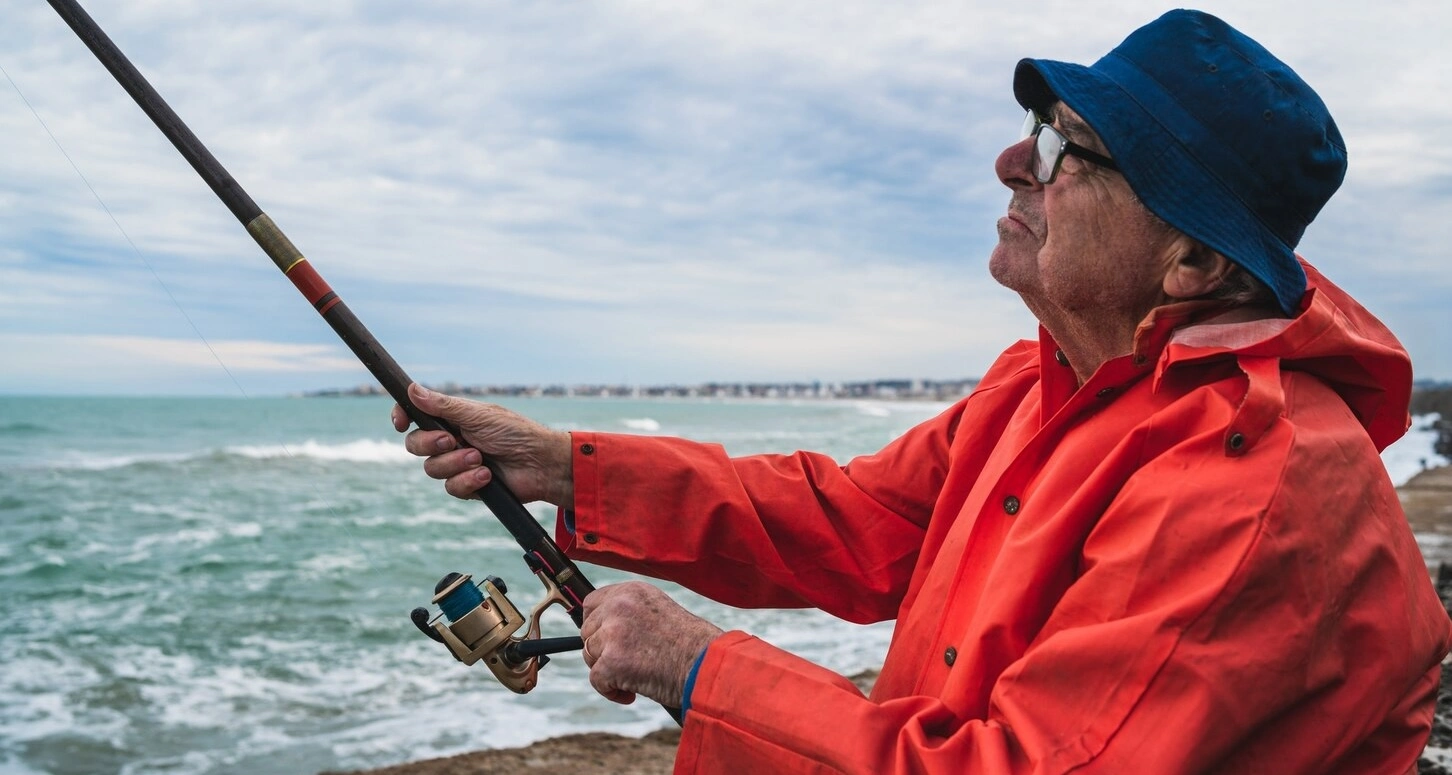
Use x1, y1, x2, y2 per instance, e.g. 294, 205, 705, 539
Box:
407, 383, 455, 417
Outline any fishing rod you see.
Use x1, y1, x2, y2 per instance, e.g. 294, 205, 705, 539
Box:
45, 0, 677, 718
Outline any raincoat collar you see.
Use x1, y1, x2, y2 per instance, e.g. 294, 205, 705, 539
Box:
1036, 259, 1412, 452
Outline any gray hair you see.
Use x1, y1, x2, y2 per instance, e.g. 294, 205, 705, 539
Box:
1134, 192, 1286, 315
1201, 261, 1284, 312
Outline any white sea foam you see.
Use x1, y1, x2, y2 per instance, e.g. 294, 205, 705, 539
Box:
129, 527, 223, 554
129, 502, 210, 521
0, 692, 77, 747
1383, 413, 1448, 487
453, 535, 531, 553
852, 400, 952, 417
0, 648, 101, 744
229, 522, 263, 538
621, 417, 661, 432
225, 439, 412, 464
353, 506, 555, 530
297, 552, 367, 575
47, 450, 195, 471
350, 509, 473, 528
0, 754, 51, 775
39, 438, 412, 471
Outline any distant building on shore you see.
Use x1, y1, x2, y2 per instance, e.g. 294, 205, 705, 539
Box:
303, 378, 980, 402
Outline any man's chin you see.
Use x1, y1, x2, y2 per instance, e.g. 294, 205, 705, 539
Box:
987, 245, 1020, 290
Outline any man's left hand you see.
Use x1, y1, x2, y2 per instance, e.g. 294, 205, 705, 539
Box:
579, 581, 724, 708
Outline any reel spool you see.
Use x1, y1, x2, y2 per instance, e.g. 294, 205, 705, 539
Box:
410, 569, 582, 694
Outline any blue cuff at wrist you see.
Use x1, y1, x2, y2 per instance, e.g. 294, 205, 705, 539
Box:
680, 646, 709, 716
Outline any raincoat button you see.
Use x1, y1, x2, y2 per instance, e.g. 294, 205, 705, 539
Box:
1227, 432, 1245, 451
1003, 495, 1020, 515
944, 646, 957, 666
1054, 350, 1070, 367
580, 443, 595, 456
1133, 354, 1148, 366
583, 532, 599, 544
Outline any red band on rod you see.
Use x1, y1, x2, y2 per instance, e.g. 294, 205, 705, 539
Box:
284, 259, 334, 307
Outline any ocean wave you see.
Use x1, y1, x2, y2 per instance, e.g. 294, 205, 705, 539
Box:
851, 400, 952, 417
2, 555, 70, 580
351, 510, 473, 528
119, 522, 267, 561
37, 439, 412, 472
620, 417, 662, 432
44, 450, 196, 471
224, 439, 413, 464
0, 421, 48, 435
296, 552, 368, 576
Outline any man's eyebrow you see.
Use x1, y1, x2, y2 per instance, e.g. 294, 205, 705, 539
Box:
1049, 109, 1095, 142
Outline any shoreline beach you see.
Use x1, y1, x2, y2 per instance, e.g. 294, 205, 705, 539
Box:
332, 463, 1452, 775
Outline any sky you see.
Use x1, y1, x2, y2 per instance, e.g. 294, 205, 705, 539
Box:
1, 0, 1448, 396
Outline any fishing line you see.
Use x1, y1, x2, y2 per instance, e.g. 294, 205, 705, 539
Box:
1, 59, 390, 572
2, 62, 253, 398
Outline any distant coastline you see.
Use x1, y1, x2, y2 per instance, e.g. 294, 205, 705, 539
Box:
299, 378, 981, 402
299, 380, 1452, 407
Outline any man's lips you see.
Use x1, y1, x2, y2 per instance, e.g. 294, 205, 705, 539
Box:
1002, 211, 1037, 236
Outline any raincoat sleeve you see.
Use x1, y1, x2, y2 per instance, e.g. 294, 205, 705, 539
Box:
558, 397, 970, 623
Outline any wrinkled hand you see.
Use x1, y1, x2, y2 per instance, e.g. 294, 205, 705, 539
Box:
391, 383, 574, 505
580, 581, 724, 708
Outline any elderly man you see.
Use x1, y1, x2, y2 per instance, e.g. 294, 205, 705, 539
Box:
395, 10, 1450, 773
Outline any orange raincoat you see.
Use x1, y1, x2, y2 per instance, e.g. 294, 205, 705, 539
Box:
559, 264, 1451, 774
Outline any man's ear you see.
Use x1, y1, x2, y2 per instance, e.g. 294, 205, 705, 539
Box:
1163, 239, 1232, 300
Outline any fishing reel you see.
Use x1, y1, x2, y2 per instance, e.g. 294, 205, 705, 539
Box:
410, 558, 583, 694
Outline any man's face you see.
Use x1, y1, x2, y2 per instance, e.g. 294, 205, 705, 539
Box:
988, 103, 1185, 328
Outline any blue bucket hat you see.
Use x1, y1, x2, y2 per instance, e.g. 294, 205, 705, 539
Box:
1013, 10, 1346, 314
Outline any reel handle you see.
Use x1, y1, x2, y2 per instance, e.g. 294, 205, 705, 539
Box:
504, 636, 584, 662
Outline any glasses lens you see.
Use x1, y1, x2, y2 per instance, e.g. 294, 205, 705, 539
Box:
1020, 110, 1038, 140
1034, 124, 1064, 183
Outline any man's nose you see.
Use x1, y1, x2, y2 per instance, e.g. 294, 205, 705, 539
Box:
996, 136, 1041, 191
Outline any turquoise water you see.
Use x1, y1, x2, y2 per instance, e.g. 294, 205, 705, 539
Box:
0, 395, 947, 775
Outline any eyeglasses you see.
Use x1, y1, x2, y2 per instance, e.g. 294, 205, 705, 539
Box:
1020, 110, 1118, 184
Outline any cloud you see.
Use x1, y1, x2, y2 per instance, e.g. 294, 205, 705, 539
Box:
2, 0, 1449, 394
0, 333, 366, 395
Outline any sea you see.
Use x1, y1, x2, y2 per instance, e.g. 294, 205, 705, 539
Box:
0, 395, 1446, 775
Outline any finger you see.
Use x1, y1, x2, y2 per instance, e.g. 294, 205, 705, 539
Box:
582, 586, 617, 619
588, 667, 637, 705
603, 688, 636, 705
578, 613, 600, 643
443, 466, 493, 499
391, 404, 411, 433
404, 429, 457, 457
422, 448, 483, 481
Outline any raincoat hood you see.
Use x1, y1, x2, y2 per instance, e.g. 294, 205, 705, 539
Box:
1140, 259, 1411, 452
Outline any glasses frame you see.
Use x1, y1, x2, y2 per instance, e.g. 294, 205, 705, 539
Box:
1020, 110, 1119, 184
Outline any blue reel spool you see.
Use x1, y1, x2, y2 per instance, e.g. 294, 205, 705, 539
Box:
438, 578, 484, 623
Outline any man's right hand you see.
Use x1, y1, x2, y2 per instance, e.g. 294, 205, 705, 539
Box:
391, 383, 574, 507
